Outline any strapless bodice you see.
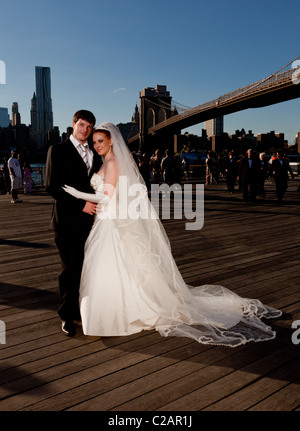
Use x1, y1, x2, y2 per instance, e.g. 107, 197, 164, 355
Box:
90, 173, 104, 193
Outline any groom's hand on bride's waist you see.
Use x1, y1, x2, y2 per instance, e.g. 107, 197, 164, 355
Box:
82, 201, 97, 215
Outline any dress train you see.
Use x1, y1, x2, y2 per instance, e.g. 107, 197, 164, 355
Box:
78, 174, 281, 347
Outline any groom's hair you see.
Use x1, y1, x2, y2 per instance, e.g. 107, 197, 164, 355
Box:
73, 110, 96, 126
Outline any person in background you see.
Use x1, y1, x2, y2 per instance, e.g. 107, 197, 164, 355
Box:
23, 161, 33, 194
150, 149, 162, 184
3, 157, 11, 194
181, 156, 190, 181
205, 152, 217, 185
224, 151, 238, 193
8, 150, 23, 203
138, 153, 151, 191
238, 149, 260, 203
161, 149, 177, 185
0, 165, 6, 194
257, 153, 268, 198
270, 151, 294, 203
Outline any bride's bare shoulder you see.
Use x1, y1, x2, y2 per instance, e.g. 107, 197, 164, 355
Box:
104, 157, 118, 181
106, 157, 118, 171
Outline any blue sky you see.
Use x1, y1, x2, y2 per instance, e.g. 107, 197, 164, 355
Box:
1, 0, 300, 145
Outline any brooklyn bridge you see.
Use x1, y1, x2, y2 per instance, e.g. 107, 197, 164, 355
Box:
127, 57, 300, 153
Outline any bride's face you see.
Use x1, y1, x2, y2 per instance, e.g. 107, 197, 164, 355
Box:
93, 131, 112, 156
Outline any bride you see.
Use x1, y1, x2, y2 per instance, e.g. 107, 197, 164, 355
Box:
63, 122, 281, 347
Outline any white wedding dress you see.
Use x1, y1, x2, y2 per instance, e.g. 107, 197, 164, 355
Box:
65, 122, 281, 347
78, 172, 281, 347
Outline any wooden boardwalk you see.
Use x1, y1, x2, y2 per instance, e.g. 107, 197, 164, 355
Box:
0, 177, 299, 412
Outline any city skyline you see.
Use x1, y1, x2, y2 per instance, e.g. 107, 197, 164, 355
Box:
0, 0, 300, 145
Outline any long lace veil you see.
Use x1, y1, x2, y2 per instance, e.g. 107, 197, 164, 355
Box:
92, 122, 282, 347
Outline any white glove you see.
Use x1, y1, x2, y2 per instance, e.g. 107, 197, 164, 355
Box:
62, 185, 110, 204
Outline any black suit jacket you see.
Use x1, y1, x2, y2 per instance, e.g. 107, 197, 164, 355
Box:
45, 138, 102, 234
238, 156, 260, 184
225, 158, 238, 176
270, 158, 294, 183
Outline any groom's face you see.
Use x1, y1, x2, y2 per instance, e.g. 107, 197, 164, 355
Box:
72, 119, 94, 144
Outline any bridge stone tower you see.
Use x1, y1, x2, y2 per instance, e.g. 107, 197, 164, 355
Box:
139, 85, 173, 154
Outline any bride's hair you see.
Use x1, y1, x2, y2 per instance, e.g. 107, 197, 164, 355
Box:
93, 128, 111, 139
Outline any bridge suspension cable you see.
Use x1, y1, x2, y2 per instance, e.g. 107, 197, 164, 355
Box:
144, 97, 191, 113
219, 55, 300, 106
172, 100, 192, 110
186, 56, 300, 114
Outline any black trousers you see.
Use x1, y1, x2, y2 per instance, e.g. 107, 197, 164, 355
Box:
226, 174, 237, 192
54, 229, 89, 321
275, 180, 288, 202
242, 180, 257, 202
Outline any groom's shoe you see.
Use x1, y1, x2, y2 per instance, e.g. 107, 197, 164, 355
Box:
61, 320, 76, 337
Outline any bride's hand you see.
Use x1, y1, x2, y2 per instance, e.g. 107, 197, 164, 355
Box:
62, 184, 107, 203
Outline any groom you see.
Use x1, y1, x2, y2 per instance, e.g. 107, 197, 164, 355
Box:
45, 110, 101, 336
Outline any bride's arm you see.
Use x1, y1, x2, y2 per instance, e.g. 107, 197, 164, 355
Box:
63, 159, 118, 204
62, 185, 109, 203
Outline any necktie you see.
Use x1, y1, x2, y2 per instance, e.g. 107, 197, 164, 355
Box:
80, 145, 90, 172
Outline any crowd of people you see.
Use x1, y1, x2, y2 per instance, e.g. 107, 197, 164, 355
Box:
1, 146, 296, 205
135, 148, 190, 189
134, 147, 295, 204
0, 150, 33, 202
205, 149, 294, 203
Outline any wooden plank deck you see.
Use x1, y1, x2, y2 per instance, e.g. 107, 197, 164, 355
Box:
0, 176, 299, 413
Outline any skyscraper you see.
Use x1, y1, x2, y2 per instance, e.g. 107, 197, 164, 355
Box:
204, 116, 224, 137
0, 107, 10, 127
12, 102, 21, 126
31, 66, 53, 151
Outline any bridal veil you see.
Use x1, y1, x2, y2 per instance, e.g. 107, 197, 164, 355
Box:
81, 122, 282, 347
